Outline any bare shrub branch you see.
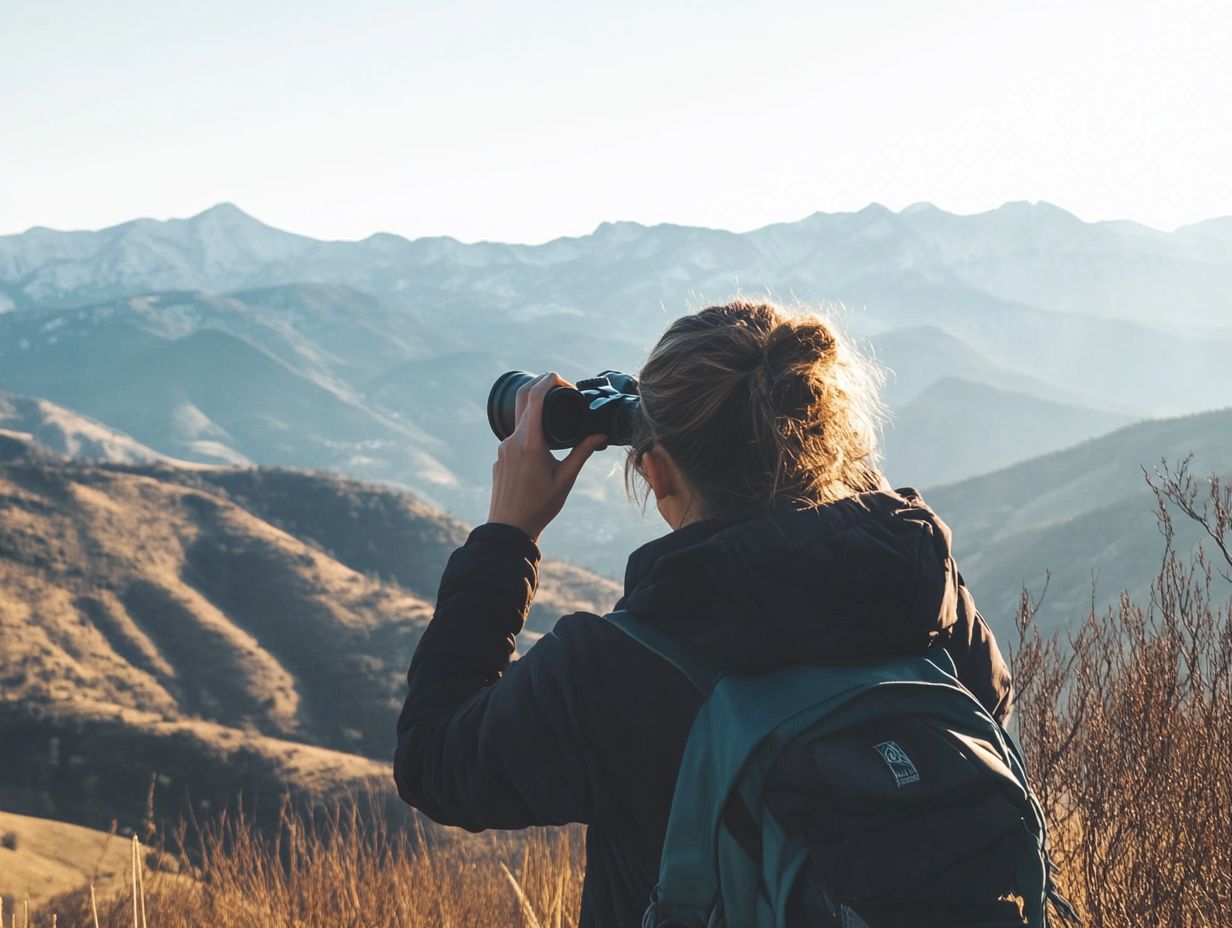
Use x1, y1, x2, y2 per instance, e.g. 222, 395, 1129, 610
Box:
1015, 462, 1232, 926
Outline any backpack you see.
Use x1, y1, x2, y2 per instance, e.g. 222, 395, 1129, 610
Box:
604, 610, 1078, 928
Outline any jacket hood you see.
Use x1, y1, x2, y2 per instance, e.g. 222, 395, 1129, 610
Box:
619, 488, 961, 675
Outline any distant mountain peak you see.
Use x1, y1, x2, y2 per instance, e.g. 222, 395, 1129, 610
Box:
198, 201, 248, 217
188, 202, 269, 229
855, 202, 893, 217
590, 220, 647, 244
592, 219, 646, 234
94, 202, 279, 243
993, 200, 1079, 222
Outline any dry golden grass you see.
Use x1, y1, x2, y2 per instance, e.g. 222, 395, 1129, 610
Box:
33, 808, 585, 928
12, 460, 1232, 928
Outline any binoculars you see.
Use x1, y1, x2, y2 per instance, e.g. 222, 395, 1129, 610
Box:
487, 371, 641, 450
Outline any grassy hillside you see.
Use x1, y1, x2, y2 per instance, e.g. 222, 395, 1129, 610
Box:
136, 464, 622, 632
0, 699, 394, 834
0, 438, 619, 831
0, 452, 431, 751
0, 810, 132, 910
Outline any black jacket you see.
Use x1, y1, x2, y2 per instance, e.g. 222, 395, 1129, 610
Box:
394, 488, 1013, 928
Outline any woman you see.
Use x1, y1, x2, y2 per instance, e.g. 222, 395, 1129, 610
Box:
394, 301, 1012, 927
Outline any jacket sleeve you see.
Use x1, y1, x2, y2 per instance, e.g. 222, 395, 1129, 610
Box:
944, 573, 1014, 725
393, 522, 595, 831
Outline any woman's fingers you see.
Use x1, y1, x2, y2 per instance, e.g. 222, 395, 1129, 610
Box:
513, 372, 551, 426
516, 373, 573, 449
487, 386, 605, 540
557, 432, 608, 487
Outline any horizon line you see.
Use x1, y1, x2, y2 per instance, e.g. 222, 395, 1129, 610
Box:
5, 198, 1230, 248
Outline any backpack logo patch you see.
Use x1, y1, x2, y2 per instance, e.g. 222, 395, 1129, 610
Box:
874, 740, 920, 786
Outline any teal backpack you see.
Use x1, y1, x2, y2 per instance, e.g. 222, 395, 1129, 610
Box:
605, 610, 1077, 928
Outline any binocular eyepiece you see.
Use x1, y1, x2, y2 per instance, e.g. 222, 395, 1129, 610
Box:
487, 370, 641, 450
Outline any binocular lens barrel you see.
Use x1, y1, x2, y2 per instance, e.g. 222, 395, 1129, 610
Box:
487, 370, 531, 441
487, 371, 590, 451
487, 370, 640, 450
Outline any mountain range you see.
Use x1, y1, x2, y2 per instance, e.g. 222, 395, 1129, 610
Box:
2, 201, 1229, 575
5, 201, 1230, 334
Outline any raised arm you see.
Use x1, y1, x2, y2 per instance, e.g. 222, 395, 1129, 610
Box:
395, 372, 608, 830
393, 523, 596, 829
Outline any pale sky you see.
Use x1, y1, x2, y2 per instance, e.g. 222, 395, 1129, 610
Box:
2, 0, 1229, 243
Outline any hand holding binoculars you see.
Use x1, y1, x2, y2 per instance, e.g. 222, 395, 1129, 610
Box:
487, 370, 641, 450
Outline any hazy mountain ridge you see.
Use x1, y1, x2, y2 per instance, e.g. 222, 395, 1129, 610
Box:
4, 203, 1228, 421
1, 200, 1227, 584
865, 324, 1137, 413
5, 200, 1229, 329
0, 205, 320, 306
0, 301, 457, 484
4, 202, 1229, 574
0, 288, 663, 573
882, 377, 1134, 487
926, 406, 1232, 636
0, 391, 178, 466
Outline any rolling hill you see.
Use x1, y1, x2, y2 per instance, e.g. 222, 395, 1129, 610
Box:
0, 809, 134, 910
0, 392, 175, 466
0, 435, 619, 831
865, 325, 1135, 411
0, 302, 455, 480
925, 406, 1232, 638
882, 377, 1133, 487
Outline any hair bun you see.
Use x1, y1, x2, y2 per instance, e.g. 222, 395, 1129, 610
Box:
763, 319, 836, 375
757, 320, 837, 418
632, 300, 885, 512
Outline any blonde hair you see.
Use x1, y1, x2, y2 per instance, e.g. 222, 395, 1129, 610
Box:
629, 300, 888, 514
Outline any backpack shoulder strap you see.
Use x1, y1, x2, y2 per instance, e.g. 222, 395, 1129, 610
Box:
603, 609, 719, 694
